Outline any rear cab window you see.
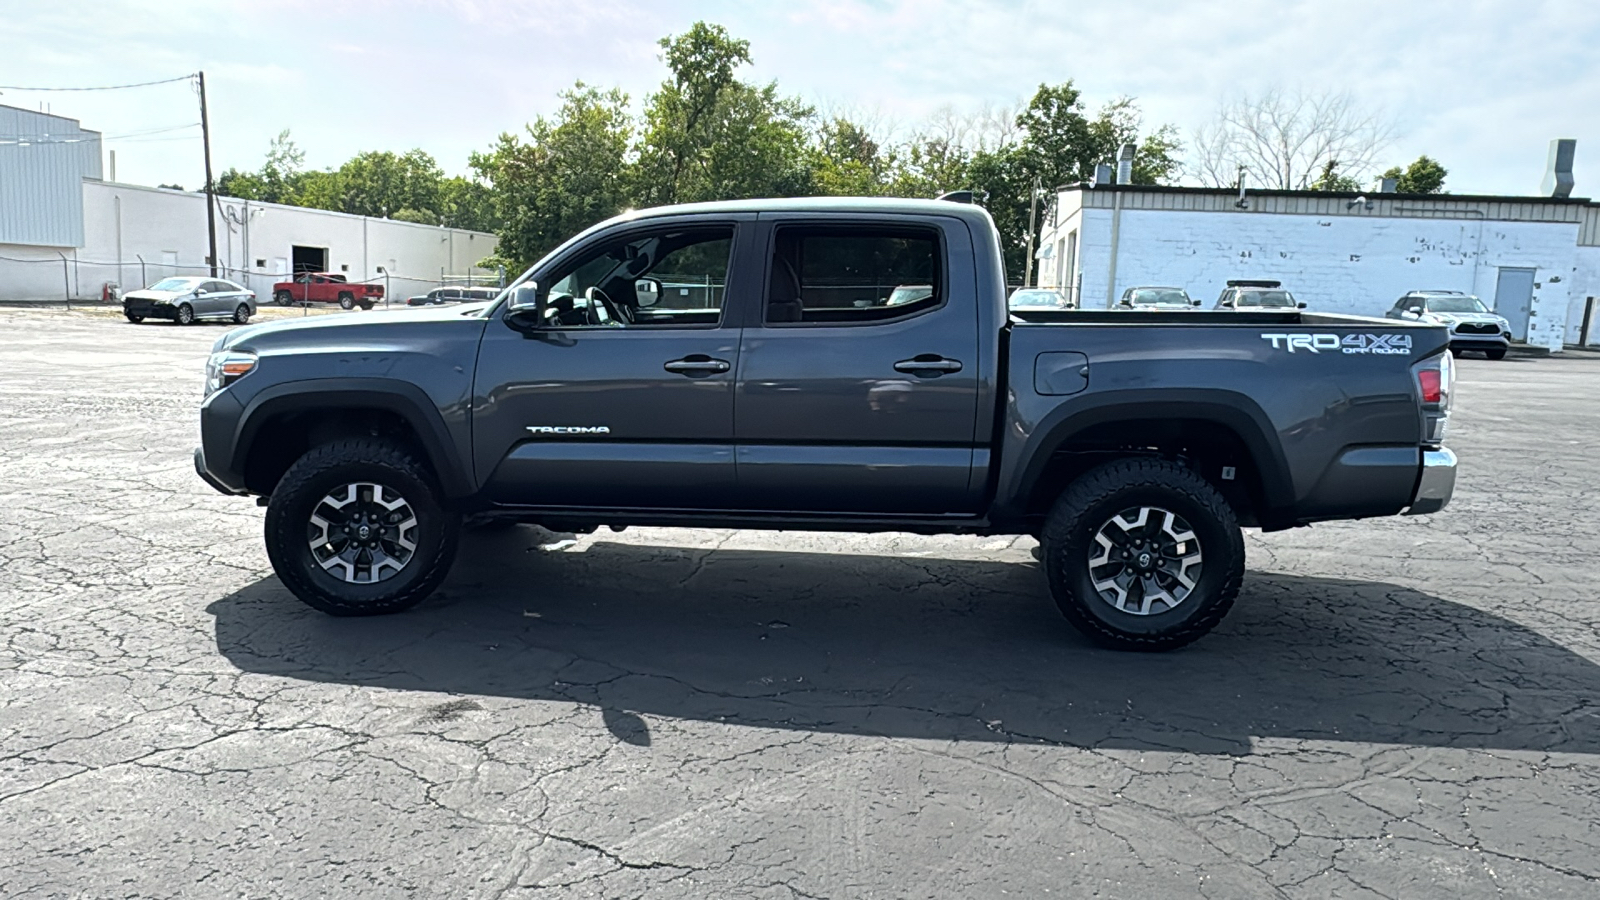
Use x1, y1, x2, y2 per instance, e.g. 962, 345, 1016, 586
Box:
765, 225, 943, 325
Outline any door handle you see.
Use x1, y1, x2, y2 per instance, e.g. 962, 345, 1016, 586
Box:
893, 355, 963, 376
664, 355, 731, 375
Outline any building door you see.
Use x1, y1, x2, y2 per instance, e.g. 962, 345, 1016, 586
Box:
1494, 267, 1536, 341
291, 245, 328, 275
160, 250, 179, 280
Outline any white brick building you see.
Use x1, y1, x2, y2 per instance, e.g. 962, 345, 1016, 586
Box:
1035, 184, 1600, 351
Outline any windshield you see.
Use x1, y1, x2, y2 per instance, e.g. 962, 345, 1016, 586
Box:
1235, 290, 1296, 308
1010, 290, 1064, 307
1426, 296, 1489, 313
1128, 288, 1190, 306
148, 278, 197, 292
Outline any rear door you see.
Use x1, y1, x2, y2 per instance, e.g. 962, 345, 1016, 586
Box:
200, 281, 233, 316
732, 215, 982, 514
473, 217, 754, 509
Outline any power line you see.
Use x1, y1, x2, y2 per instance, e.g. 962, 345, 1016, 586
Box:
0, 74, 195, 92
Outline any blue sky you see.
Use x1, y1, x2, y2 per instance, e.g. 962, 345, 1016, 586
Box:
2, 0, 1596, 196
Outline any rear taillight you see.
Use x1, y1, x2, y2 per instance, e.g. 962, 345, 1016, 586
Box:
1412, 351, 1454, 446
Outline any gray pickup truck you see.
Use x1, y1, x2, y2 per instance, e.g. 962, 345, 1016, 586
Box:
195, 197, 1458, 651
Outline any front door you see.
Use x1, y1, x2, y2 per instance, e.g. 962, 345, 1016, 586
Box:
1494, 267, 1536, 341
733, 218, 982, 514
473, 223, 748, 509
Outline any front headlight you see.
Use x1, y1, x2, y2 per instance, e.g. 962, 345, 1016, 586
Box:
205, 350, 257, 396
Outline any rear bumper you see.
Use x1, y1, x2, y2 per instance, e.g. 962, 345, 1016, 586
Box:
1404, 447, 1457, 515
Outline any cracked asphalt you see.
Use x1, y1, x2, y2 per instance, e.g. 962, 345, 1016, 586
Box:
3, 307, 1599, 898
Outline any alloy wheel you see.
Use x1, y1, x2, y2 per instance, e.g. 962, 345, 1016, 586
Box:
306, 482, 419, 584
1087, 506, 1204, 616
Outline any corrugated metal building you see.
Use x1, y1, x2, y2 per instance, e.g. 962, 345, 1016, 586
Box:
0, 105, 103, 247
1036, 183, 1600, 351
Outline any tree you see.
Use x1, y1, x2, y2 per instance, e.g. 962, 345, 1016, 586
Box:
1381, 155, 1448, 194
635, 22, 814, 206
336, 149, 445, 219
1192, 87, 1395, 190
470, 83, 635, 270
809, 117, 893, 196
1308, 159, 1362, 191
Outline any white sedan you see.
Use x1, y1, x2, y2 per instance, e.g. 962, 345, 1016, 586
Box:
122, 277, 258, 325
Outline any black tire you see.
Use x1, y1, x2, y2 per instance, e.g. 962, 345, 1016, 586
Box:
338, 292, 355, 310
1040, 458, 1244, 652
1449, 347, 1462, 357
175, 303, 195, 325
1485, 347, 1507, 360
125, 312, 144, 324
359, 300, 374, 311
233, 304, 251, 325
264, 439, 461, 616
275, 290, 293, 306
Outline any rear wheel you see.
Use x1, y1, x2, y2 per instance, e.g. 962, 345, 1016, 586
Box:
275, 290, 293, 306
125, 312, 144, 324
264, 439, 460, 616
338, 292, 355, 310
233, 303, 251, 324
359, 299, 374, 311
1485, 347, 1507, 360
175, 303, 195, 325
1041, 458, 1244, 652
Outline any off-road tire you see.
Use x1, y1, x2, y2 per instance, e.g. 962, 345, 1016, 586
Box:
175, 303, 195, 325
338, 292, 355, 310
275, 290, 293, 306
1041, 458, 1245, 652
125, 312, 144, 324
264, 439, 460, 616
233, 304, 251, 324
1485, 347, 1507, 360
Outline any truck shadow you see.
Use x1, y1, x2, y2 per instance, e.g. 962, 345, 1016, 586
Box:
207, 534, 1600, 755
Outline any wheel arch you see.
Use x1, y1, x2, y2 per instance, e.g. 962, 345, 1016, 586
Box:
233, 379, 473, 500
1009, 390, 1294, 530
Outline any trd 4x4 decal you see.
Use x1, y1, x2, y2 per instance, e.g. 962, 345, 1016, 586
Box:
1262, 333, 1413, 355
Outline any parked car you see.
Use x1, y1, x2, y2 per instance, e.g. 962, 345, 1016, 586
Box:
406, 286, 500, 306
1118, 286, 1199, 310
196, 196, 1458, 652
1216, 280, 1306, 310
272, 273, 384, 310
123, 276, 256, 326
1385, 290, 1511, 359
1009, 288, 1074, 310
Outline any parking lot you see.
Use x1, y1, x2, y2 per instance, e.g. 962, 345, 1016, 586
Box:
2, 307, 1598, 898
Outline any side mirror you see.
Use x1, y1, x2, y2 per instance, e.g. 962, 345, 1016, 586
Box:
1297, 301, 1307, 309
506, 282, 543, 324
1407, 306, 1424, 315
635, 278, 661, 308
1191, 299, 1202, 307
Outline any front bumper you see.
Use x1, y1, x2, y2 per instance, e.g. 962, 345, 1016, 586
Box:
124, 300, 177, 320
1404, 448, 1457, 515
1448, 328, 1510, 351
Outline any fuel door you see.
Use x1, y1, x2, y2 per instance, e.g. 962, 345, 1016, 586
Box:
1034, 351, 1090, 396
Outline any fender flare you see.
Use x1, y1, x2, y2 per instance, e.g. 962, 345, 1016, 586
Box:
1010, 389, 1295, 519
232, 378, 474, 499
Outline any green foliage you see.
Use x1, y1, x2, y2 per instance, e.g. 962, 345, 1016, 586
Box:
337, 149, 443, 219
391, 208, 437, 225
470, 83, 635, 269
1309, 159, 1363, 191
1381, 155, 1448, 194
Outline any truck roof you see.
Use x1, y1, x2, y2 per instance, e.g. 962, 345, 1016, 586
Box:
621, 196, 998, 225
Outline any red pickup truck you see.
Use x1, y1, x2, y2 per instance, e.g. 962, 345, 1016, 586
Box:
272, 273, 384, 310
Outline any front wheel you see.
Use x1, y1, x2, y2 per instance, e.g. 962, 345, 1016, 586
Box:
338, 293, 355, 310
1040, 458, 1244, 651
125, 312, 144, 324
1485, 347, 1507, 360
175, 303, 195, 325
275, 290, 293, 306
264, 439, 461, 616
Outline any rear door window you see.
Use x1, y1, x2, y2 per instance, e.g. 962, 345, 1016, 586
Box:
765, 226, 942, 325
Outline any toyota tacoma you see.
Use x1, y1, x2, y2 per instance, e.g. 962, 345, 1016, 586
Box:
196, 197, 1458, 651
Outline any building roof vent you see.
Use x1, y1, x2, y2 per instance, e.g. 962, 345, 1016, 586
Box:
1093, 163, 1113, 187
1542, 138, 1576, 199
1379, 176, 1398, 193
1116, 143, 1135, 185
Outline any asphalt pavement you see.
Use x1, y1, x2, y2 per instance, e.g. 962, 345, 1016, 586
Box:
2, 308, 1598, 898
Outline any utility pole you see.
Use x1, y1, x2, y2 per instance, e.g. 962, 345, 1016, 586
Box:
1022, 176, 1043, 289
197, 71, 219, 277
